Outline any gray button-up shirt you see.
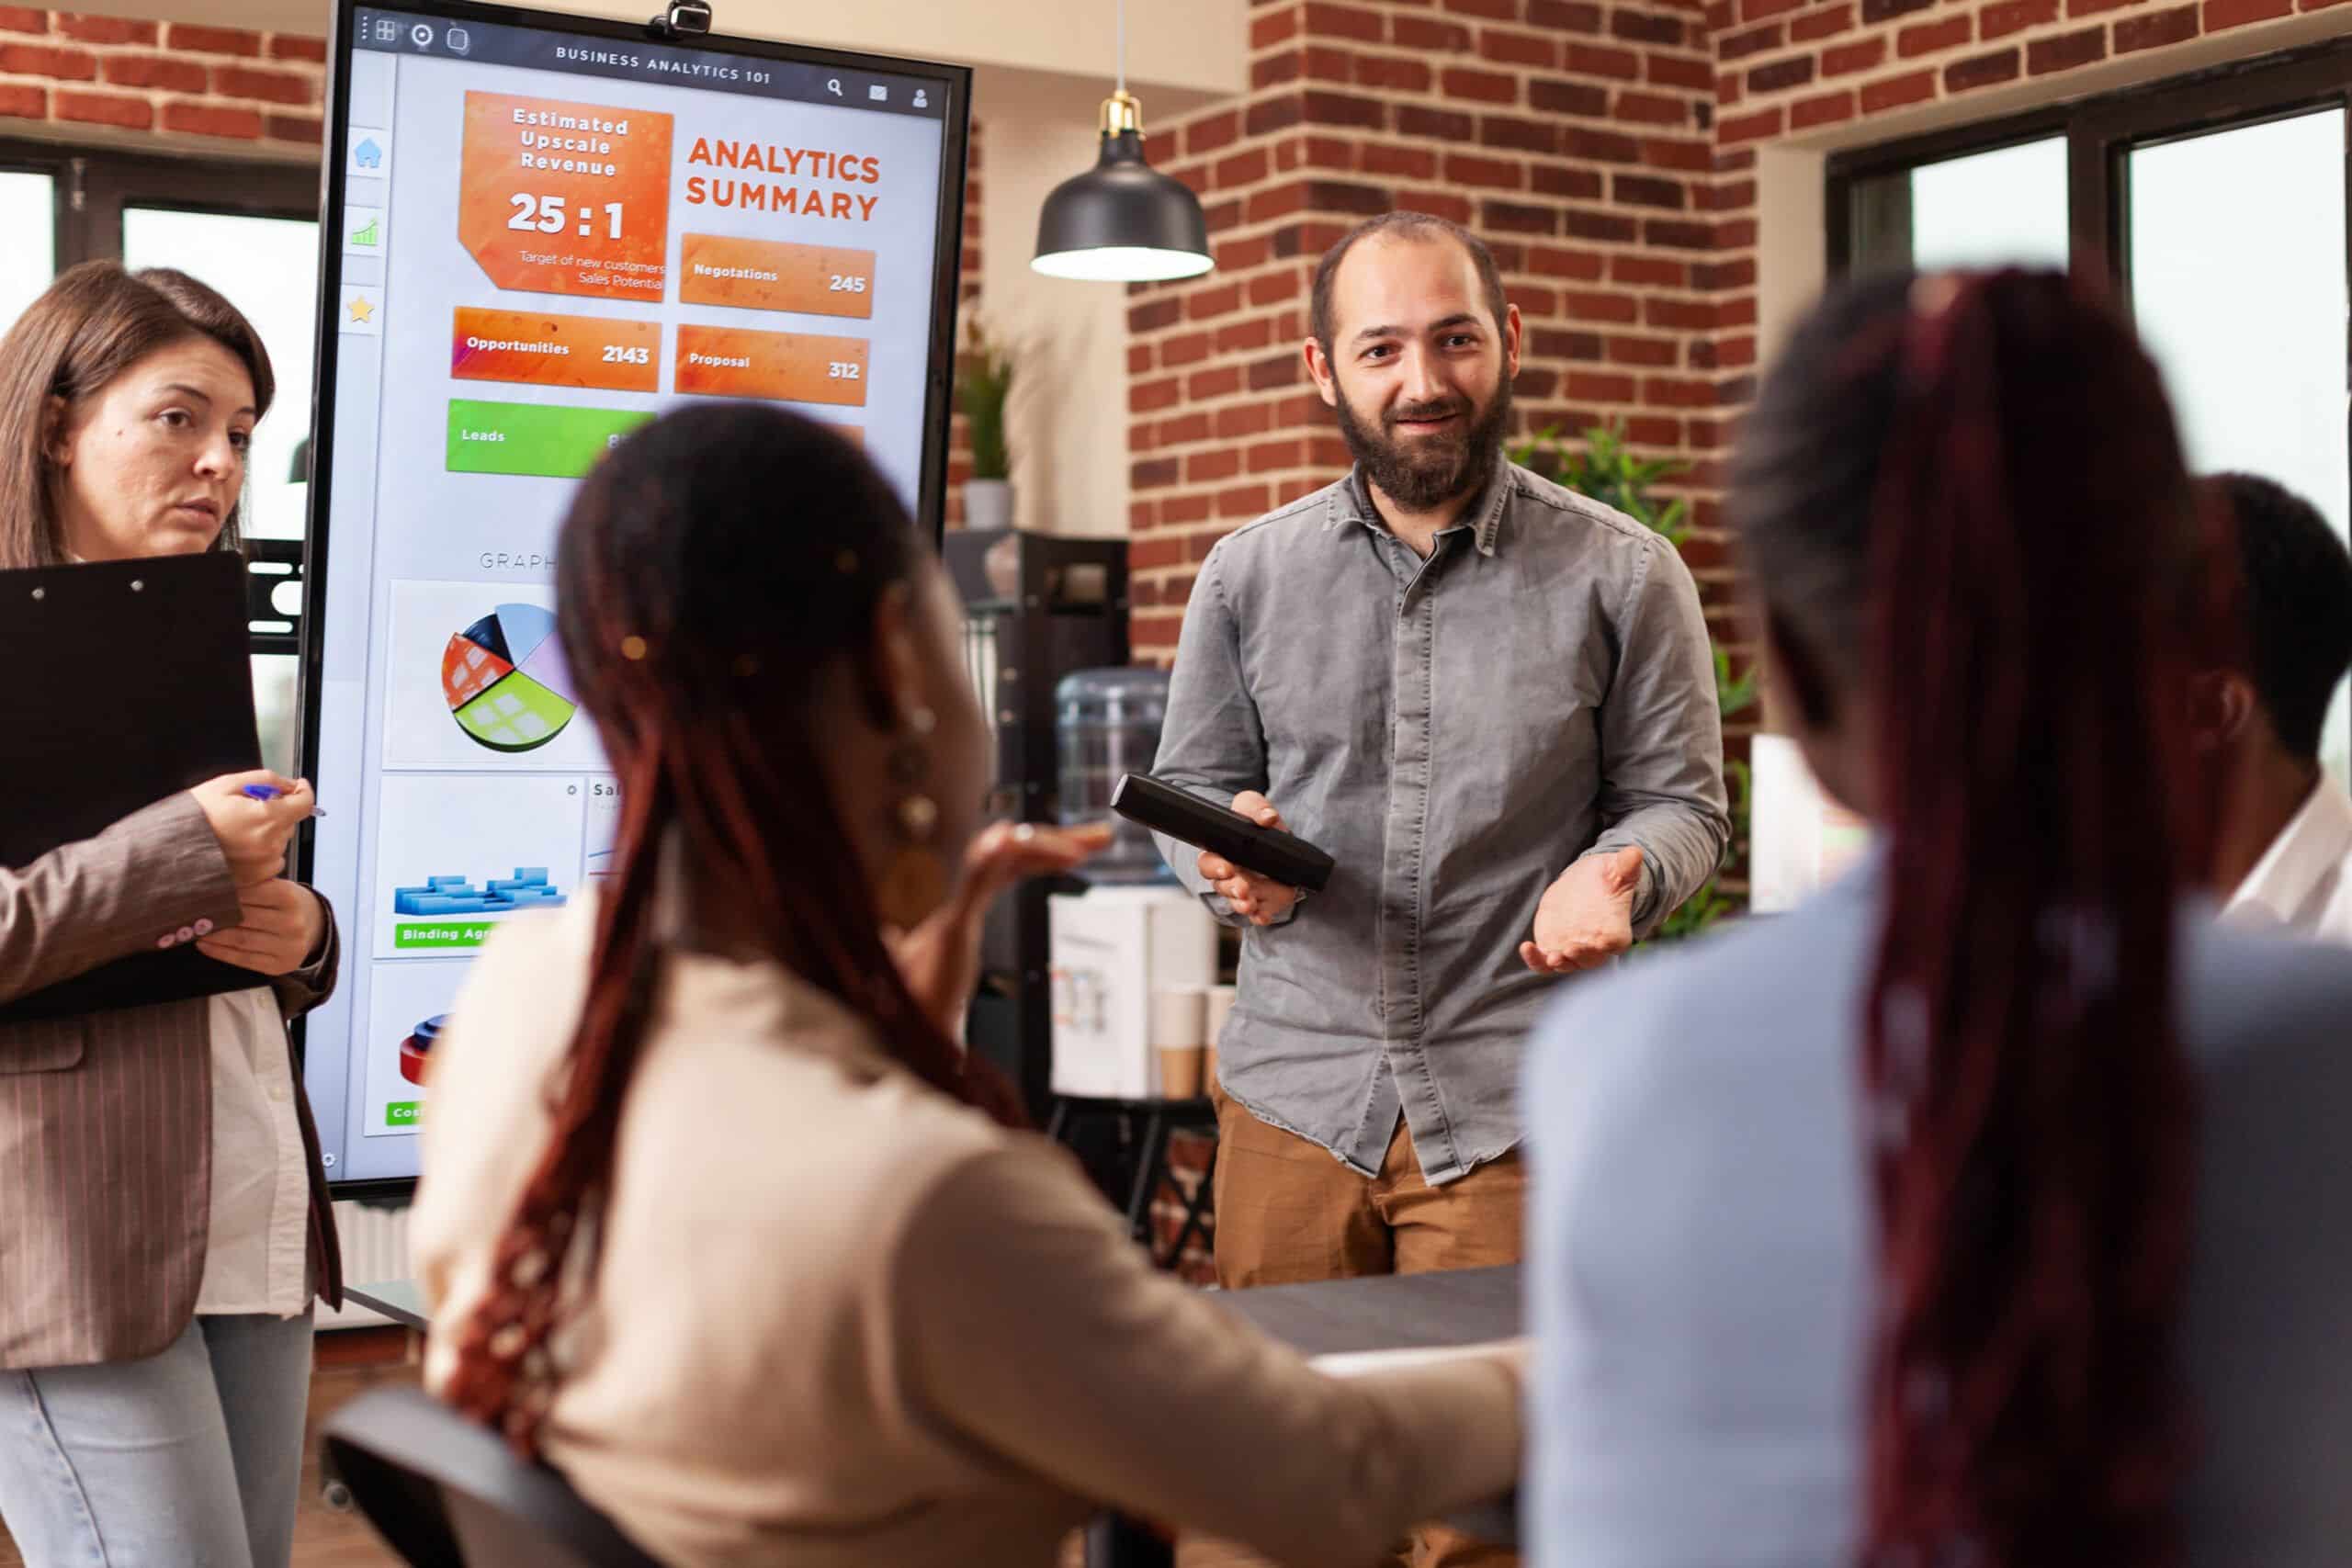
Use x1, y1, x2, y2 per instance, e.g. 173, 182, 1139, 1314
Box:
1153, 457, 1729, 1184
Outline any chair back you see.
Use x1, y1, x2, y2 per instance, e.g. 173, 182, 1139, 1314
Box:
323, 1385, 665, 1568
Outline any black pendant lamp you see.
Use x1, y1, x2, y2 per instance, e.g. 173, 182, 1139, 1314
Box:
1031, 0, 1213, 283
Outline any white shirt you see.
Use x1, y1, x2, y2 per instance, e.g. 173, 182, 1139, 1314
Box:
2226, 778, 2352, 946
193, 987, 312, 1316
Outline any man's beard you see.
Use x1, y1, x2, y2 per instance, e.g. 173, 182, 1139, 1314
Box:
1333, 377, 1512, 513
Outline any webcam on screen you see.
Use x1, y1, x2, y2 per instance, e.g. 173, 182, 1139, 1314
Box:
647, 0, 711, 39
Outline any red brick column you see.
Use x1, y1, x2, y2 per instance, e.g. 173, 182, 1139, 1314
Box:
946, 119, 984, 530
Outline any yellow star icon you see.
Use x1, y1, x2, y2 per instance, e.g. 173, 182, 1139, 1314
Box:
348, 296, 375, 323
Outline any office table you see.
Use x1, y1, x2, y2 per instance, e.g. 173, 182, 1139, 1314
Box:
344, 1265, 1523, 1562
1084, 1263, 1522, 1567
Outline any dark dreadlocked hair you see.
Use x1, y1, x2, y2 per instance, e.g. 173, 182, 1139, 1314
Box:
1732, 269, 2235, 1567
440, 403, 1024, 1455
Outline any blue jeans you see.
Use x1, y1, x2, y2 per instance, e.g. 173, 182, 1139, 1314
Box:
0, 1311, 313, 1568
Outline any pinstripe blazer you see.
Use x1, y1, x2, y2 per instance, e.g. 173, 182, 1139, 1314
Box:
0, 790, 343, 1370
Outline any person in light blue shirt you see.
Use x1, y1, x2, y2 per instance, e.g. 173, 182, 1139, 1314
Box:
1523, 269, 2352, 1568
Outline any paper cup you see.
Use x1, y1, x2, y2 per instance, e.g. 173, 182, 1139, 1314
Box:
1157, 1044, 1204, 1099
1150, 987, 1206, 1050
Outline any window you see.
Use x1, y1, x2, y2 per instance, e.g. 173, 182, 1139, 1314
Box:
0, 143, 321, 777
1843, 135, 2069, 275
2128, 110, 2350, 782
1829, 45, 2352, 784
0, 170, 55, 332
122, 206, 321, 545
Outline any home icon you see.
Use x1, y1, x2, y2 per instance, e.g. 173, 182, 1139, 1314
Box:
355, 139, 382, 169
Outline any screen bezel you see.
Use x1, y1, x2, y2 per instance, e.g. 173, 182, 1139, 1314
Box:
299, 0, 971, 1201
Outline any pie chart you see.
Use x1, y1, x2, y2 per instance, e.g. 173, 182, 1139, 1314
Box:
441, 603, 578, 752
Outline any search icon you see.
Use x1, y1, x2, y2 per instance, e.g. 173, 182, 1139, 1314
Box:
826, 77, 842, 96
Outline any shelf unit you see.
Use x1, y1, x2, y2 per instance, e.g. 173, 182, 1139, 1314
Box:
939, 530, 1131, 1121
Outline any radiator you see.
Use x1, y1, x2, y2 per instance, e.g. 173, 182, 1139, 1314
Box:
315, 1199, 412, 1332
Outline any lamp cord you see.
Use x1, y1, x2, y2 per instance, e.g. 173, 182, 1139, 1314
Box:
1116, 0, 1127, 96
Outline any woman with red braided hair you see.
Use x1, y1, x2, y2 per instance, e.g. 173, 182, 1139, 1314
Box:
408, 403, 1525, 1567
1522, 268, 2352, 1567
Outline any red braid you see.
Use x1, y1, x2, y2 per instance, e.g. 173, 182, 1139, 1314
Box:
443, 597, 1023, 1461
438, 739, 672, 1453
1858, 273, 2212, 1565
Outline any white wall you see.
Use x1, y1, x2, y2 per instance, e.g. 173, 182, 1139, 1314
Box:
67, 0, 1245, 98
1753, 145, 1825, 376
974, 65, 1168, 537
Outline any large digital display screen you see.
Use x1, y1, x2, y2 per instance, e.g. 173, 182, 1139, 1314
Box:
299, 0, 969, 1190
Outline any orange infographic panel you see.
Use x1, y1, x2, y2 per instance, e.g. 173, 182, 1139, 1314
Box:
677, 234, 876, 320
675, 325, 869, 407
450, 308, 660, 393
458, 92, 673, 302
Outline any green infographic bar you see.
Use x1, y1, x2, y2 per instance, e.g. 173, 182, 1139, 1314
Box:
445, 398, 654, 479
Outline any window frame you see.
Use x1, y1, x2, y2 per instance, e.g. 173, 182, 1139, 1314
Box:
1826, 39, 2352, 787
1826, 38, 2352, 310
0, 138, 319, 271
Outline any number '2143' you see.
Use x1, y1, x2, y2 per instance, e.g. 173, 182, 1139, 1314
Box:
508, 195, 622, 239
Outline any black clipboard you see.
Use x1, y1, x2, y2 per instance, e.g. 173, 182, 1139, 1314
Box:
0, 552, 272, 1023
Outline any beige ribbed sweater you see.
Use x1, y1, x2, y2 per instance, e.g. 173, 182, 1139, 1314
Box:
412, 897, 1520, 1568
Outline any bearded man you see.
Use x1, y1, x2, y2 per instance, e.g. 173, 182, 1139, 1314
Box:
1151, 214, 1729, 1450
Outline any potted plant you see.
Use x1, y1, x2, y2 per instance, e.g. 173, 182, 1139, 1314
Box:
1508, 422, 1758, 942
956, 313, 1014, 531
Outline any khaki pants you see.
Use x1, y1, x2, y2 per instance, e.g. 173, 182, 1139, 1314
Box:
1209, 1088, 1522, 1568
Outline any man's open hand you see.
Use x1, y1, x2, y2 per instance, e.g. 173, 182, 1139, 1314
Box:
1520, 845, 1645, 975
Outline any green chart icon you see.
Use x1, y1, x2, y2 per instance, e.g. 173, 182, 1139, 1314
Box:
352, 218, 379, 247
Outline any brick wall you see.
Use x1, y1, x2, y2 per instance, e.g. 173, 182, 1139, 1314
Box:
1119, 0, 2328, 849
1714, 0, 2335, 151
1121, 0, 2334, 648
1125, 0, 1723, 662
0, 9, 323, 147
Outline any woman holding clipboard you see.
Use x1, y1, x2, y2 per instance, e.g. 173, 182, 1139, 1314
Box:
0, 263, 343, 1568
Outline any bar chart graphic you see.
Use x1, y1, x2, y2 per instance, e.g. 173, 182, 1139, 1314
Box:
390, 866, 567, 917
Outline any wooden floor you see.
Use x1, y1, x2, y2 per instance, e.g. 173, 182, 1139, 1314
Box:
0, 1329, 1281, 1568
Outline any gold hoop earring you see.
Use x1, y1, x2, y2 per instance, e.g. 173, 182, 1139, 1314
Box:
878, 727, 947, 926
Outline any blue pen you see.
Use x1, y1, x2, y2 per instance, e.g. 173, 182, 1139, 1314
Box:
241, 783, 327, 818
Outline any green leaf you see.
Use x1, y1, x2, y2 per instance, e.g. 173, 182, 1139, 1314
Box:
956, 313, 1015, 479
